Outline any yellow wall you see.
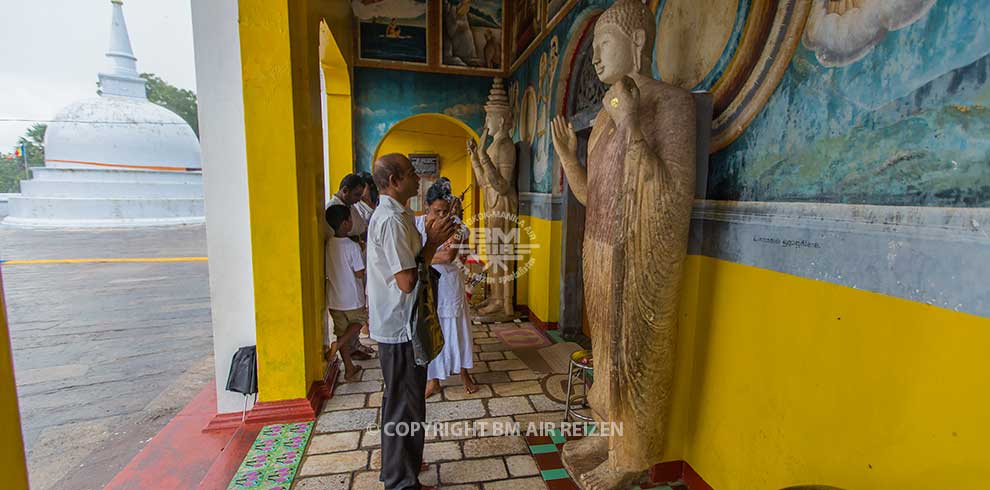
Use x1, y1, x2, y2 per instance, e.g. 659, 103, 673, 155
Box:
663, 256, 990, 489
516, 215, 561, 324
320, 16, 354, 192
239, 0, 326, 401
374, 114, 480, 220
0, 271, 28, 489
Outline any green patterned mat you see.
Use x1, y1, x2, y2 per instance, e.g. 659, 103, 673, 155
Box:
227, 422, 314, 490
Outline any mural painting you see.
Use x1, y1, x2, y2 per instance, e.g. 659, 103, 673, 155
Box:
441, 0, 504, 69
532, 36, 559, 191
709, 0, 990, 207
355, 0, 429, 64
511, 0, 541, 60
353, 68, 492, 171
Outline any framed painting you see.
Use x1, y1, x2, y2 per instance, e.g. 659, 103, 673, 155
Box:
511, 0, 541, 61
545, 0, 577, 28
440, 0, 505, 70
355, 0, 429, 65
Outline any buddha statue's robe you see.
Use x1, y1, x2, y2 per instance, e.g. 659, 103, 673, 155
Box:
582, 79, 696, 471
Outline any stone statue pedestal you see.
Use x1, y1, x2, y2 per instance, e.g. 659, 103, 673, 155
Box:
561, 438, 650, 490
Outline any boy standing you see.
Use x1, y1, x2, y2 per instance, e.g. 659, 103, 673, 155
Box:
325, 204, 366, 382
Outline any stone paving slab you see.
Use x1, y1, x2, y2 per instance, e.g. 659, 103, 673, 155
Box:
299, 318, 583, 489
316, 408, 379, 433
294, 473, 351, 490
308, 431, 361, 454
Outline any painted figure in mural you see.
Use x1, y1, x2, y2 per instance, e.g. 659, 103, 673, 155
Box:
550, 0, 697, 489
467, 78, 518, 320
443, 0, 479, 64
534, 37, 560, 187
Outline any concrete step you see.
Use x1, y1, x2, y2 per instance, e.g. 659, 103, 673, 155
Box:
30, 167, 202, 185
4, 196, 204, 228
20, 180, 203, 199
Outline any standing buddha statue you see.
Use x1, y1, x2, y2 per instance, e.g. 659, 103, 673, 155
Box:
549, 0, 697, 488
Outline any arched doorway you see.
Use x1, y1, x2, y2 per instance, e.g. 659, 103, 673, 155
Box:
373, 114, 481, 218
555, 10, 604, 340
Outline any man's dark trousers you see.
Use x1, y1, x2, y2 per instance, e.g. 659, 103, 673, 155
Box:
378, 340, 427, 490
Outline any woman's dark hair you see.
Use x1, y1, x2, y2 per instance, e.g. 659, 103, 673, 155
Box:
359, 171, 379, 206
325, 204, 351, 233
426, 177, 453, 205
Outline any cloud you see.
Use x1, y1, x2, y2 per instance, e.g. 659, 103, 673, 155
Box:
443, 103, 483, 120
351, 0, 426, 21
803, 0, 936, 67
356, 106, 388, 117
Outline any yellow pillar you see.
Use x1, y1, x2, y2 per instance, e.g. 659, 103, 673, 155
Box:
238, 0, 326, 402
0, 271, 29, 489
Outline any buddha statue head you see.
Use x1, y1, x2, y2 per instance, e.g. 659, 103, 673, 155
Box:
484, 78, 514, 138
592, 0, 655, 84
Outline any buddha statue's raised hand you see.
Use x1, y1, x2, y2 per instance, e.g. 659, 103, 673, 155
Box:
551, 114, 587, 206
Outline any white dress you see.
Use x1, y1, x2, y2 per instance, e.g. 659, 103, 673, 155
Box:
415, 215, 474, 380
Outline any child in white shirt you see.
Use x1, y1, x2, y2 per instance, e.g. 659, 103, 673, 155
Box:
325, 204, 367, 381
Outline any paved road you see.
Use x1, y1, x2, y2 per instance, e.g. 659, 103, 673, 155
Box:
0, 224, 214, 490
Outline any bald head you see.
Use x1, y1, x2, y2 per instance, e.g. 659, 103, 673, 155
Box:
374, 153, 419, 202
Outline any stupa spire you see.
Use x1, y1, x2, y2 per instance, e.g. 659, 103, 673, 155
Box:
98, 0, 147, 98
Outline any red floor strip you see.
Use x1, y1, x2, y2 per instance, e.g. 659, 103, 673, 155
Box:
104, 380, 256, 490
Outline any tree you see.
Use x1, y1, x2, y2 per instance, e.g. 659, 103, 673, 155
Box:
140, 73, 199, 137
0, 123, 47, 193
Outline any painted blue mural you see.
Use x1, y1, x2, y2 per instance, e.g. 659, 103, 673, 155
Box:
709, 0, 990, 206
510, 1, 611, 193
353, 68, 492, 172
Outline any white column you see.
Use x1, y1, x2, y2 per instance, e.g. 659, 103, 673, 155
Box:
191, 0, 258, 414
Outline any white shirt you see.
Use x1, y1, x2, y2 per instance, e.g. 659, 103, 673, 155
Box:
366, 195, 422, 344
354, 200, 375, 224
325, 237, 365, 310
327, 195, 368, 237
415, 215, 467, 317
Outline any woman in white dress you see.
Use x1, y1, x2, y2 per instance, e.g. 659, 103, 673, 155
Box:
416, 179, 478, 397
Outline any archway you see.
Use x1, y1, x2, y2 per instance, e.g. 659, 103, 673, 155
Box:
373, 113, 481, 219
320, 19, 353, 203
554, 9, 603, 340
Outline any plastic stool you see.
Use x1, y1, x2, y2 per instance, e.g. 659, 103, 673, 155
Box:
563, 349, 594, 422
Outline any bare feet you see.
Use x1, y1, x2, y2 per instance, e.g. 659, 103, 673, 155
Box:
461, 372, 478, 394
350, 349, 372, 361
344, 365, 364, 382
561, 436, 607, 465
477, 300, 504, 315
578, 461, 639, 490
424, 379, 441, 399
325, 341, 339, 362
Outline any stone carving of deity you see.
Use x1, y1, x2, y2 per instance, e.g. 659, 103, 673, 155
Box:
468, 78, 518, 320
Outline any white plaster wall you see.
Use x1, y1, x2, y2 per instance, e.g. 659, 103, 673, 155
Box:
191, 0, 258, 414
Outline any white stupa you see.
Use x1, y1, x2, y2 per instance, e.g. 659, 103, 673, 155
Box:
4, 0, 204, 227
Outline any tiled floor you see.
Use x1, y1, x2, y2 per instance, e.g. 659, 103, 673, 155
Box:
292, 319, 593, 490
522, 430, 687, 490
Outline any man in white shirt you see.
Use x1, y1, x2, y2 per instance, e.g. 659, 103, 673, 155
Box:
367, 153, 456, 490
327, 173, 369, 239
